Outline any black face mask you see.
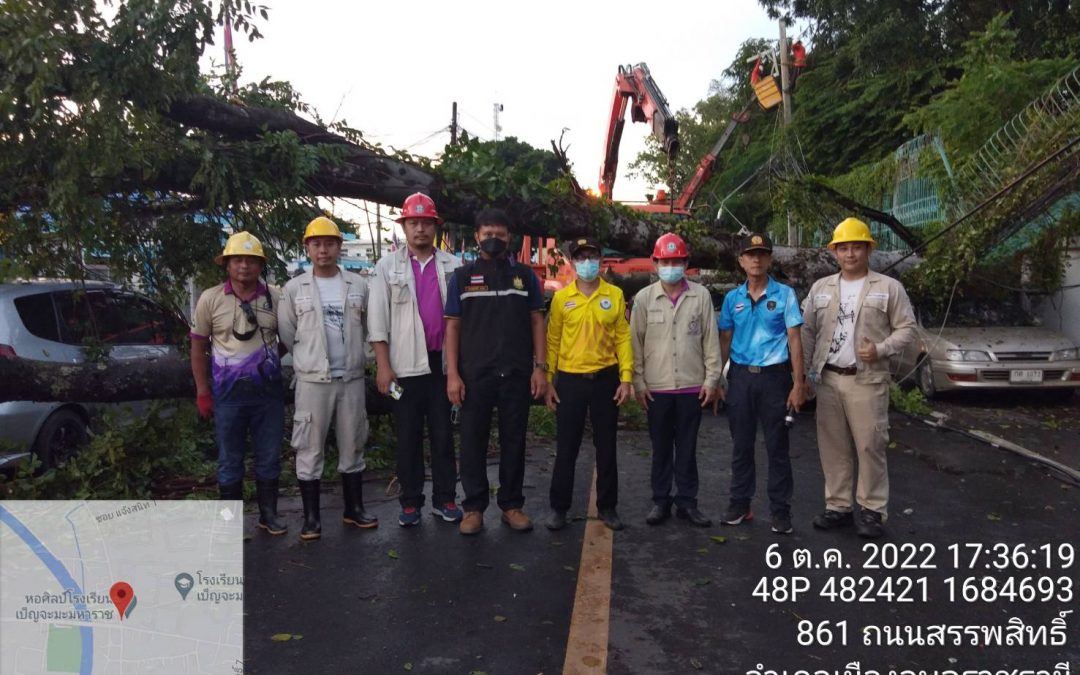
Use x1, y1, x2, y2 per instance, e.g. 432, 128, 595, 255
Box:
479, 237, 508, 257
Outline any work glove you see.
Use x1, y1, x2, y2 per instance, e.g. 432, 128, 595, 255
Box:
196, 393, 214, 418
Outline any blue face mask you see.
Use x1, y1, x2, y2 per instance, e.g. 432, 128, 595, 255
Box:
657, 265, 685, 284
574, 259, 600, 282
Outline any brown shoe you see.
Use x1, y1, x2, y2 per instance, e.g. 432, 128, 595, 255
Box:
459, 511, 483, 535
501, 508, 533, 532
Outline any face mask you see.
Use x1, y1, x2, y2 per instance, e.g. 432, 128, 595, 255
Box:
657, 265, 685, 284
574, 259, 600, 282
479, 237, 508, 257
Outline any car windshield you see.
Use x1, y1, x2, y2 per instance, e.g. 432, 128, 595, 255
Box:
920, 299, 1037, 328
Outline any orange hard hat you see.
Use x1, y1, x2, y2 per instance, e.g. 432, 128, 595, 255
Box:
396, 192, 444, 225
652, 233, 689, 259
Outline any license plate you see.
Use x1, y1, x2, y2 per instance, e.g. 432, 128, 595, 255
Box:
1009, 369, 1043, 383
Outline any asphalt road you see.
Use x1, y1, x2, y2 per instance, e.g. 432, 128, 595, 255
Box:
245, 403, 1080, 675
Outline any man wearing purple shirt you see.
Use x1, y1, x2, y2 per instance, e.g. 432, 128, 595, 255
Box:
368, 193, 464, 526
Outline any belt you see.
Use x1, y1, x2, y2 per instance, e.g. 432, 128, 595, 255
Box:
559, 365, 618, 380
730, 361, 790, 374
824, 363, 858, 376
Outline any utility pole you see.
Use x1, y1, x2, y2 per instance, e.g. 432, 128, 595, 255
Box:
375, 203, 382, 259
493, 102, 504, 141
779, 19, 793, 127
779, 18, 796, 245
450, 101, 458, 145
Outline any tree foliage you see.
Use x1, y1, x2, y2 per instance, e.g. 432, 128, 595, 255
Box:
629, 2, 1080, 299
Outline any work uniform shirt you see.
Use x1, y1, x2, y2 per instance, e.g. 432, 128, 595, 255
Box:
444, 257, 543, 381
718, 276, 803, 367
191, 280, 282, 399
630, 280, 722, 393
545, 279, 633, 382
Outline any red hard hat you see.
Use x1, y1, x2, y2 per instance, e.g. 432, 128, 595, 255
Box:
652, 233, 689, 259
396, 192, 444, 224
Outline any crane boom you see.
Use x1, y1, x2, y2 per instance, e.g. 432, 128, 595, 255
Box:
599, 63, 679, 200
673, 98, 755, 212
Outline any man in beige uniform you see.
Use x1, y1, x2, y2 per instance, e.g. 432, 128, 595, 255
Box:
279, 216, 375, 541
801, 217, 916, 538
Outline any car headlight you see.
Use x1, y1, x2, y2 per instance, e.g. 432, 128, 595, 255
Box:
1050, 347, 1079, 361
945, 349, 991, 362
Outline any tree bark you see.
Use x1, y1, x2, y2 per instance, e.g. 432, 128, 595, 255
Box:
0, 356, 399, 411
0, 355, 195, 403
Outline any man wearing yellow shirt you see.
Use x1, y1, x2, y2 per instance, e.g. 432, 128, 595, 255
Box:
544, 237, 634, 531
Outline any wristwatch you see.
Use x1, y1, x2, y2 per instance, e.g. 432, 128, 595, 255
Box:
533, 361, 548, 372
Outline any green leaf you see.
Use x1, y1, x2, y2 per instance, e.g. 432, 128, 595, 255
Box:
509, 563, 525, 572
388, 549, 400, 559
709, 535, 727, 544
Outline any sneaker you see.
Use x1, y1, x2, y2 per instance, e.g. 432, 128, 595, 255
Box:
675, 506, 712, 527
720, 504, 753, 526
771, 512, 793, 535
545, 510, 568, 531
432, 502, 464, 523
459, 511, 483, 535
856, 509, 884, 539
500, 508, 533, 532
598, 508, 624, 531
812, 509, 854, 530
398, 506, 421, 527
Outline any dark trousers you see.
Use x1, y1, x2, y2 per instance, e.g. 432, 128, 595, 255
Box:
725, 365, 793, 516
549, 366, 619, 513
459, 372, 531, 512
393, 351, 457, 509
647, 392, 703, 509
215, 381, 284, 485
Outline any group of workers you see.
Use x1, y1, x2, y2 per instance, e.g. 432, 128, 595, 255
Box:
191, 191, 915, 541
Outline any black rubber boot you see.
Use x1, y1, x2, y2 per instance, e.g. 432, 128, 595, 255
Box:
255, 479, 287, 536
341, 472, 378, 529
218, 481, 243, 500
297, 479, 322, 541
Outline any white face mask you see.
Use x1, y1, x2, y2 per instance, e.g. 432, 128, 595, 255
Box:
657, 265, 685, 284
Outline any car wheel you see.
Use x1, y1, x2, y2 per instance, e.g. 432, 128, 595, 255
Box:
33, 408, 88, 468
916, 357, 938, 400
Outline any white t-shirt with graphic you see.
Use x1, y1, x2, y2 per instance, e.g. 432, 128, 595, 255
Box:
314, 273, 347, 377
827, 276, 865, 368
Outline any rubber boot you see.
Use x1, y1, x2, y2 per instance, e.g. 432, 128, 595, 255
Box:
218, 481, 243, 500
341, 472, 378, 529
255, 479, 287, 535
297, 479, 322, 541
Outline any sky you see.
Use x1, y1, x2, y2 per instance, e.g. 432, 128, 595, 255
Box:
211, 0, 784, 240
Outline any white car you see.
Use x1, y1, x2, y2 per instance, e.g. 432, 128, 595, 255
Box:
893, 300, 1080, 399
0, 280, 187, 468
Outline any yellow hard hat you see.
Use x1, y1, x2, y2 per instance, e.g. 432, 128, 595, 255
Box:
303, 216, 343, 242
827, 217, 877, 249
214, 231, 267, 265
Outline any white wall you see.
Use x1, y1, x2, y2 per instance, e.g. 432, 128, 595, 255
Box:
1038, 238, 1080, 347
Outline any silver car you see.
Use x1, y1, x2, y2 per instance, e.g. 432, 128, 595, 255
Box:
0, 280, 187, 468
893, 300, 1080, 399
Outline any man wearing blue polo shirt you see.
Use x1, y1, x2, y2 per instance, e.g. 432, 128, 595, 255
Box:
717, 233, 807, 535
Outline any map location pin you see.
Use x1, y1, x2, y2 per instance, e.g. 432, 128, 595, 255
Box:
110, 581, 135, 621
174, 573, 194, 600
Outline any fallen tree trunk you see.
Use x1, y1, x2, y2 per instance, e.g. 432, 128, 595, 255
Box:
154, 95, 921, 279
0, 355, 196, 403
0, 356, 397, 411
1, 95, 920, 404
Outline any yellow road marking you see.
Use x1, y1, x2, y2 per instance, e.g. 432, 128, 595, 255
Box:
562, 468, 613, 675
